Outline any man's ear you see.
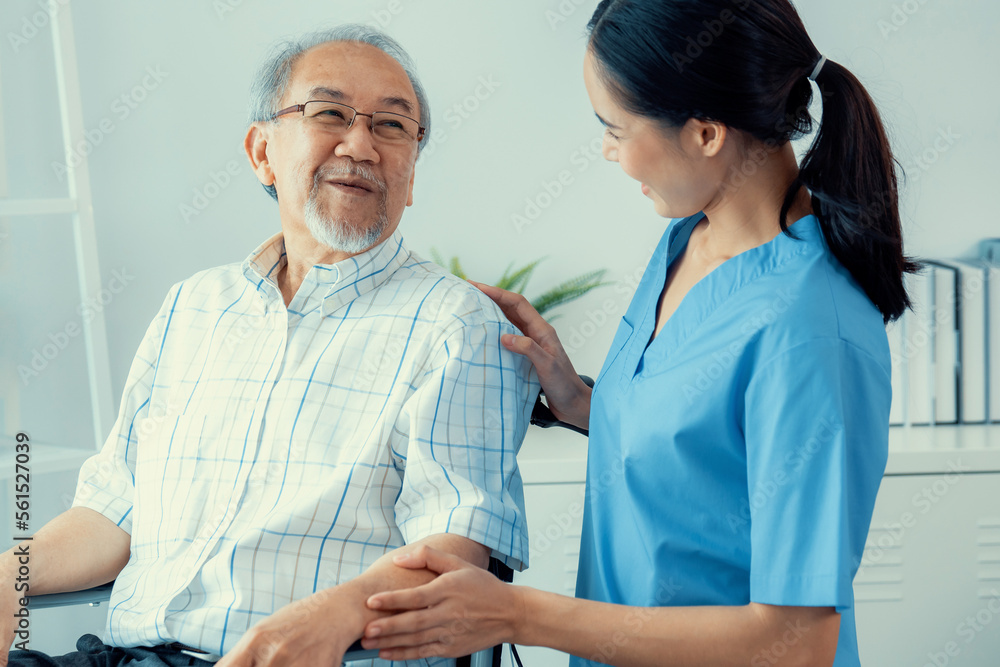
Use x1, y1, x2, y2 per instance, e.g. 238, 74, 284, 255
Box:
245, 123, 275, 188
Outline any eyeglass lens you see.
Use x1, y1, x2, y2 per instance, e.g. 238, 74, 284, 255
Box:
303, 101, 419, 143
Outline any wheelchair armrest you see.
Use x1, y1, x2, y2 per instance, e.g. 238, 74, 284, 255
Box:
530, 374, 594, 436
27, 582, 114, 609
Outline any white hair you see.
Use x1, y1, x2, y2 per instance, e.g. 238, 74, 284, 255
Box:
248, 24, 430, 201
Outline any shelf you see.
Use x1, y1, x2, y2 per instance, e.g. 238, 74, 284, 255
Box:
0, 438, 94, 482
886, 423, 1000, 475
3, 423, 996, 486
516, 423, 1000, 484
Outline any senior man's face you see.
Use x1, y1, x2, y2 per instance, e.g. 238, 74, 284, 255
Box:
255, 41, 420, 254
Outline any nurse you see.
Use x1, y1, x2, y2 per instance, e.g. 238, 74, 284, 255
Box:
361, 0, 914, 665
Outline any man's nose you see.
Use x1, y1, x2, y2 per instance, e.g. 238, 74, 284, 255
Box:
333, 117, 381, 163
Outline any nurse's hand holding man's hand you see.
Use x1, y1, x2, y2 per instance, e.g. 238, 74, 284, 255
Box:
471, 281, 593, 431
362, 546, 524, 661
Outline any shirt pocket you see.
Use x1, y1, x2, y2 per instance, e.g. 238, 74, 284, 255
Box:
594, 317, 635, 390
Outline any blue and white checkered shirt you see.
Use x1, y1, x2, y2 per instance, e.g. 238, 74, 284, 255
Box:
73, 230, 536, 663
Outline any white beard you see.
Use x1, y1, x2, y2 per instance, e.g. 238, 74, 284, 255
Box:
303, 164, 390, 254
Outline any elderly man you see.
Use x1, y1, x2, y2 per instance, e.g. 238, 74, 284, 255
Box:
1, 25, 535, 667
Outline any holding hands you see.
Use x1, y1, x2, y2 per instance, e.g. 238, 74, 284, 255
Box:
362, 546, 524, 661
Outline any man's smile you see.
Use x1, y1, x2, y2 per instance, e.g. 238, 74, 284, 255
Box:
326, 175, 375, 194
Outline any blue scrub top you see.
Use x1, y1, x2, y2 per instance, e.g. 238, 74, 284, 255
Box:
572, 213, 891, 667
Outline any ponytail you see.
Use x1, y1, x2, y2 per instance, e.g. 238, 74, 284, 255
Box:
588, 0, 917, 324
784, 59, 918, 324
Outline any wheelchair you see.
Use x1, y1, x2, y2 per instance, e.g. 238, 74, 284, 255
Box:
27, 557, 514, 666
24, 378, 591, 666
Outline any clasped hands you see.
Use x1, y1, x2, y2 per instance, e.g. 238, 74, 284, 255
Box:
216, 546, 516, 666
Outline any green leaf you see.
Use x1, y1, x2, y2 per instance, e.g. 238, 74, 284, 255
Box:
495, 262, 517, 290
496, 259, 542, 294
430, 247, 447, 268
530, 269, 609, 316
430, 249, 607, 320
448, 256, 468, 281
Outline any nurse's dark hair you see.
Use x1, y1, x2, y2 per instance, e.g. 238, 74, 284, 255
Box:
587, 0, 918, 323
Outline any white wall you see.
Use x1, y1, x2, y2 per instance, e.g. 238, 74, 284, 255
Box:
5, 0, 998, 429
1, 0, 997, 652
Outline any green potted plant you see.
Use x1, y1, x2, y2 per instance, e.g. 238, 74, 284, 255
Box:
430, 250, 608, 319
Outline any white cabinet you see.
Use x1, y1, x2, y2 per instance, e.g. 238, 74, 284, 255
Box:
856, 473, 1000, 665
510, 425, 1000, 666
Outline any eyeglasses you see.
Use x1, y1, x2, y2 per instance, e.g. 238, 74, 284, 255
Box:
272, 100, 425, 144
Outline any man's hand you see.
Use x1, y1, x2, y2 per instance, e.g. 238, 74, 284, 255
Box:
216, 582, 375, 667
362, 546, 521, 661
216, 535, 488, 666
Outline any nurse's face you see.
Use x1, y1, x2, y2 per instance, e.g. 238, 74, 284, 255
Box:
582, 50, 728, 218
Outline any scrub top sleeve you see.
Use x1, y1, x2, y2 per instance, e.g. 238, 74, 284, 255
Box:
743, 337, 890, 611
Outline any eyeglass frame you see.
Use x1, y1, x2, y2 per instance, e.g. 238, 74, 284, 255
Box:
271, 100, 426, 143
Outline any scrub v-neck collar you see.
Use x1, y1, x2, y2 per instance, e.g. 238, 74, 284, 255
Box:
633, 212, 824, 373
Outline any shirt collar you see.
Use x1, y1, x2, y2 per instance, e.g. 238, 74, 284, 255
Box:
242, 229, 411, 316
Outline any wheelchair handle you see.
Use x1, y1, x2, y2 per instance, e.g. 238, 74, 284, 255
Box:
529, 375, 594, 436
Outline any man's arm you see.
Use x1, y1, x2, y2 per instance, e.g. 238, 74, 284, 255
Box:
216, 533, 488, 667
1, 507, 130, 665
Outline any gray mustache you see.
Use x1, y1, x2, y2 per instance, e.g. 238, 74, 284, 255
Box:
315, 163, 388, 194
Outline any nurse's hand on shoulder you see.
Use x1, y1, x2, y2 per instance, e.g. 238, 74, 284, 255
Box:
361, 546, 521, 661
473, 281, 592, 430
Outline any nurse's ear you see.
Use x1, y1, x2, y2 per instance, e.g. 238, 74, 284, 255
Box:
679, 118, 728, 159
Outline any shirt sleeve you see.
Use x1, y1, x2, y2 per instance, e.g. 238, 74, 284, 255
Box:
743, 337, 890, 611
393, 319, 538, 571
72, 286, 179, 535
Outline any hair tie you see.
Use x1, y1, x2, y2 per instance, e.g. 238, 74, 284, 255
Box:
808, 55, 827, 81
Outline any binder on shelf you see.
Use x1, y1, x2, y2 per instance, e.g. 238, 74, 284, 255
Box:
904, 270, 934, 426
927, 262, 959, 424
929, 259, 989, 424
979, 239, 1000, 264
984, 259, 1000, 423
886, 316, 906, 426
